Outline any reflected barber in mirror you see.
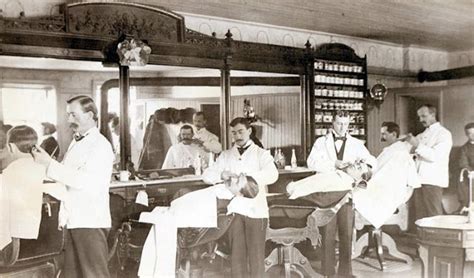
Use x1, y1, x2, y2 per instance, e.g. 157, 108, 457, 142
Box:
306, 109, 377, 277
202, 117, 278, 278
32, 95, 114, 278
40, 122, 60, 160
405, 104, 452, 220
161, 124, 207, 169
192, 111, 222, 155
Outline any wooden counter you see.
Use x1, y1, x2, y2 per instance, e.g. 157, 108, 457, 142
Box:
109, 168, 315, 204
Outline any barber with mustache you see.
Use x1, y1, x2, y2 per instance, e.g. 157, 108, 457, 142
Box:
405, 104, 452, 220
32, 95, 114, 278
161, 124, 207, 169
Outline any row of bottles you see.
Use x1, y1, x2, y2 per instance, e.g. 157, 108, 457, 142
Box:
193, 152, 215, 175
315, 111, 365, 123
314, 61, 364, 73
315, 74, 364, 86
273, 148, 297, 169
315, 126, 365, 136
315, 99, 364, 111
315, 87, 364, 99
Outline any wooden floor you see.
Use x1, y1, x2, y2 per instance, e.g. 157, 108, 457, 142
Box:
115, 229, 424, 277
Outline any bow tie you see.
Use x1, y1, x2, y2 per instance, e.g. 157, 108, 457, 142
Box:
238, 145, 250, 155
334, 136, 346, 142
74, 134, 85, 142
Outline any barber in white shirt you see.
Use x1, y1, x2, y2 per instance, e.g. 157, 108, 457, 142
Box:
406, 104, 452, 220
306, 110, 376, 277
202, 117, 278, 278
33, 95, 114, 278
192, 111, 222, 154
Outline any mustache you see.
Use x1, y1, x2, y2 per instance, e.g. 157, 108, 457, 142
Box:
69, 123, 78, 129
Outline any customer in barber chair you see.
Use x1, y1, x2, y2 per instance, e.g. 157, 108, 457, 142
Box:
303, 109, 377, 278
137, 117, 278, 278
1, 125, 64, 252
162, 124, 207, 169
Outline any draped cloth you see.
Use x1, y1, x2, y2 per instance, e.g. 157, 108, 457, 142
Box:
0, 158, 66, 250
353, 142, 421, 228
288, 142, 421, 229
138, 185, 233, 277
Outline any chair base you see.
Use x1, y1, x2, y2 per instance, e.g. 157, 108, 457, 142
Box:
265, 244, 322, 278
352, 228, 413, 271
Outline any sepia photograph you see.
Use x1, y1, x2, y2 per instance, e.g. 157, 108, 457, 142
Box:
0, 0, 473, 277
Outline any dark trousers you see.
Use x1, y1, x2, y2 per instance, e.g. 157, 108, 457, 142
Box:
228, 214, 267, 278
62, 228, 110, 278
414, 185, 444, 220
320, 202, 354, 276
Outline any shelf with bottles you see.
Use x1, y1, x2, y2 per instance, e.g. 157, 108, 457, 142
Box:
315, 126, 366, 137
315, 111, 365, 124
314, 72, 365, 86
315, 99, 364, 111
315, 86, 365, 99
314, 60, 364, 74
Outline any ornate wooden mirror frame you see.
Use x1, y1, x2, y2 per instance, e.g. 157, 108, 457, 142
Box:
1, 1, 314, 169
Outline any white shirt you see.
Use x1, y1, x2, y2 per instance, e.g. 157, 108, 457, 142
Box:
307, 132, 377, 173
194, 127, 222, 154
162, 142, 207, 169
414, 122, 453, 187
202, 141, 279, 218
1, 158, 46, 249
47, 127, 114, 229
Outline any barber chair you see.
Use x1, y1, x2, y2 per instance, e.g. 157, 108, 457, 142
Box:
352, 202, 413, 271
109, 190, 233, 278
0, 194, 65, 277
265, 192, 351, 278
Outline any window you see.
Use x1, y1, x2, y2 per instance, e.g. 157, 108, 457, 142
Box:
1, 84, 57, 135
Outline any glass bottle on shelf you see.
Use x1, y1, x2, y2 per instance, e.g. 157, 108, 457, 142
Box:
291, 149, 297, 169
194, 154, 202, 175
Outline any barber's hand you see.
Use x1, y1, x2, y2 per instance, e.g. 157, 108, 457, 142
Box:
335, 160, 349, 169
32, 145, 52, 168
221, 170, 236, 181
227, 175, 244, 197
192, 138, 204, 146
405, 133, 419, 147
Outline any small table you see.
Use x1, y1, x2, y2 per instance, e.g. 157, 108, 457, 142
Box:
416, 215, 474, 278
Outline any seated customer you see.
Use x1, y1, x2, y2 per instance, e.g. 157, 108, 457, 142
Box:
162, 124, 207, 169
0, 125, 62, 250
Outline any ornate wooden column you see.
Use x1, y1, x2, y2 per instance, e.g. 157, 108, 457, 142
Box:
220, 30, 233, 150
119, 65, 131, 170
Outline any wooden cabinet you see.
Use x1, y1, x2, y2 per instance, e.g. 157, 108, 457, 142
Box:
416, 215, 474, 278
309, 43, 368, 148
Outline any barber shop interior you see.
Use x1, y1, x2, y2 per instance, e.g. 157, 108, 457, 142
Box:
1, 1, 474, 277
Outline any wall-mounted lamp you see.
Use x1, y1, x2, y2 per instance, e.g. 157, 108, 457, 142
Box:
368, 80, 388, 108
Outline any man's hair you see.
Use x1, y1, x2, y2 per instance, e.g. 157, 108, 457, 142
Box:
7, 125, 38, 153
180, 124, 194, 134
381, 121, 400, 137
230, 117, 251, 129
41, 122, 56, 135
465, 122, 474, 131
418, 104, 437, 118
332, 110, 350, 120
67, 95, 98, 121
194, 111, 206, 119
